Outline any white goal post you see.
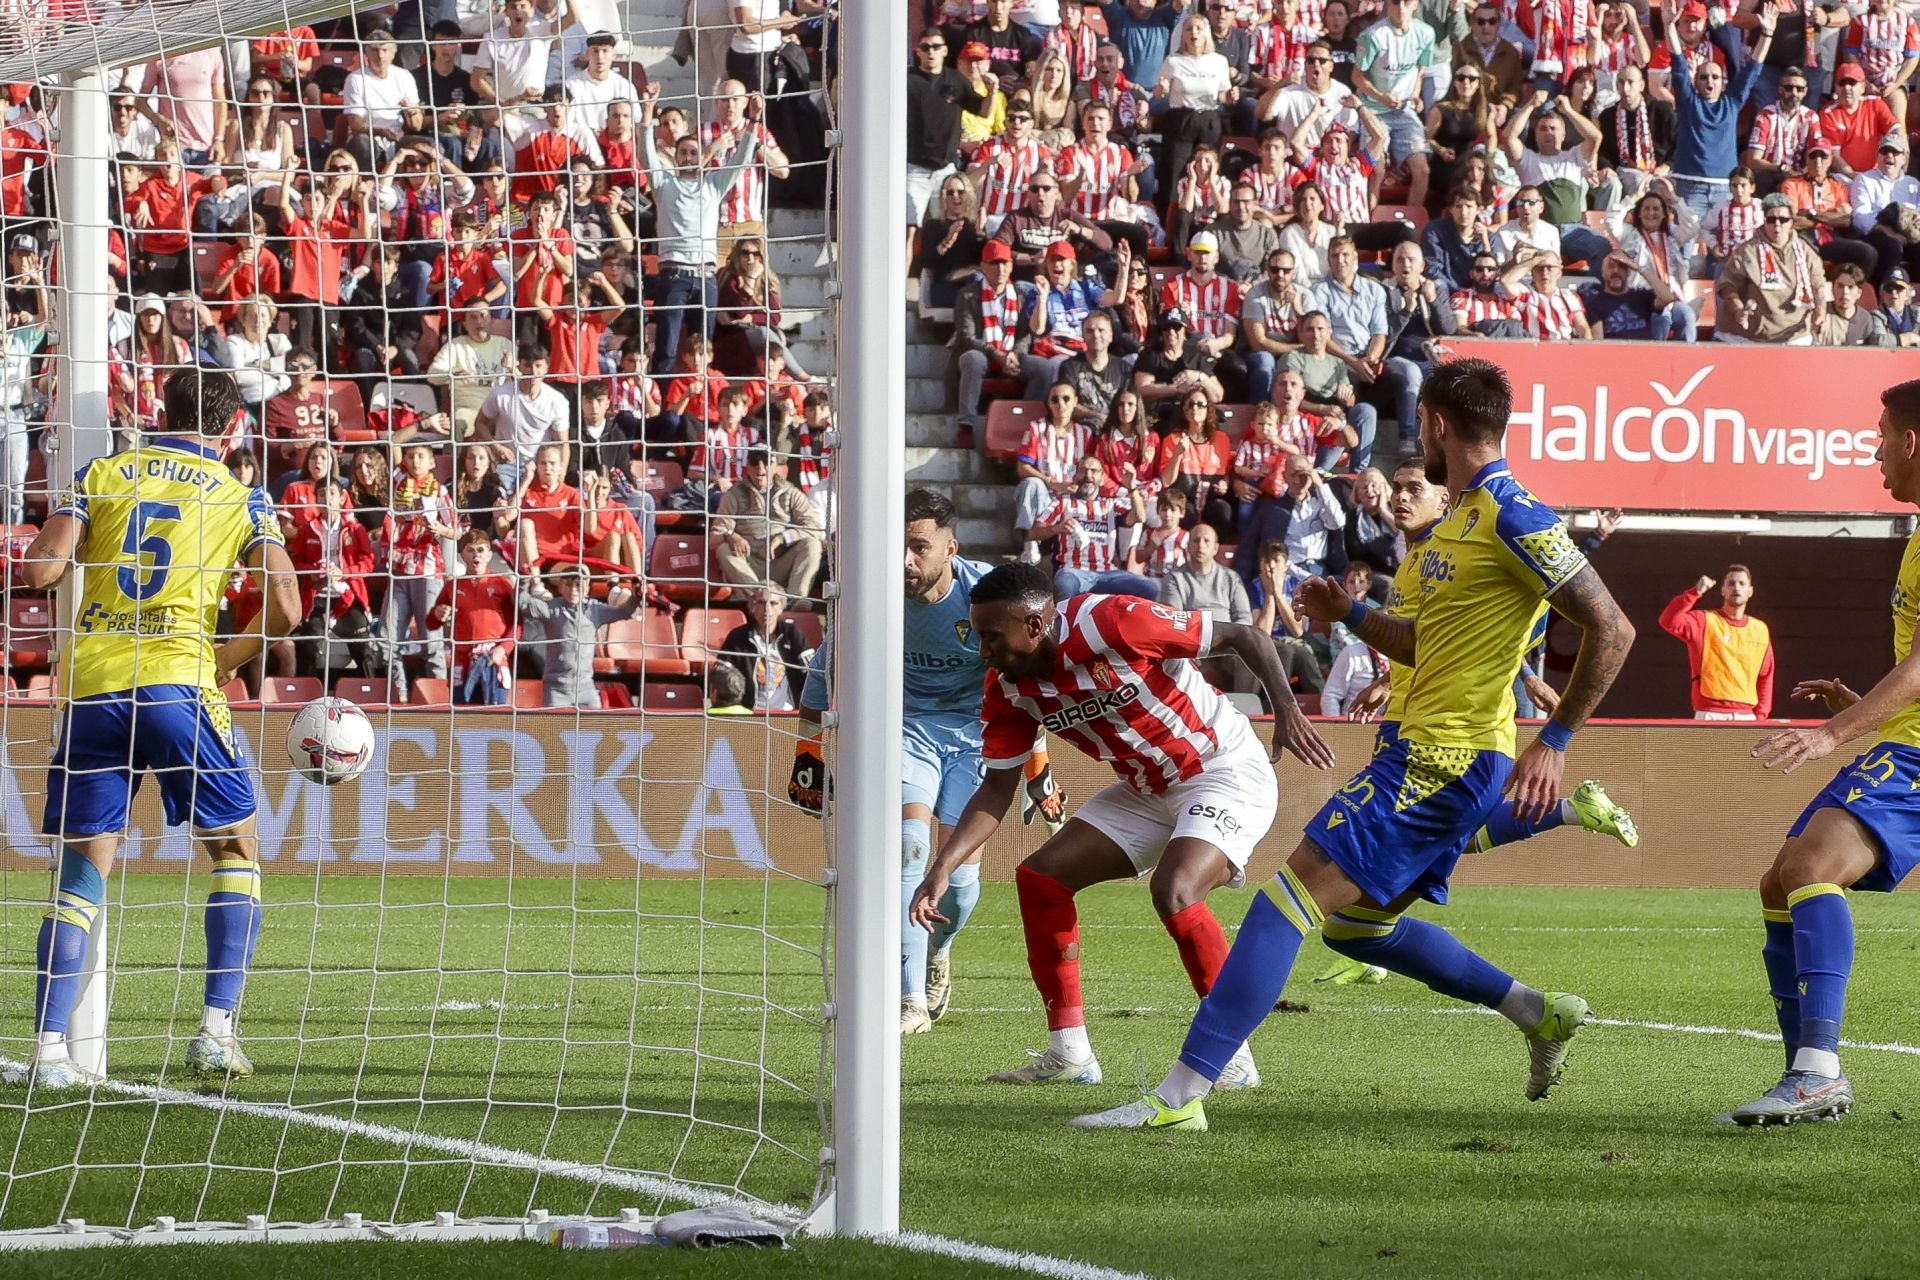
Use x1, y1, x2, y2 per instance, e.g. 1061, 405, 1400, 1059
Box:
0, 0, 903, 1246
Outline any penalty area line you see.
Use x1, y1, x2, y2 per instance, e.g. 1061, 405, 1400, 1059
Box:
1424, 1008, 1920, 1057
0, 1057, 1161, 1280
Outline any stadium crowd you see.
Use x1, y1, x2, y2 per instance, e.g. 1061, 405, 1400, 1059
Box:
907, 0, 1919, 694
0, 2, 843, 708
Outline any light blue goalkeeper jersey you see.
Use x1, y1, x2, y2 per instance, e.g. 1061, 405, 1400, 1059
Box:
800, 557, 994, 721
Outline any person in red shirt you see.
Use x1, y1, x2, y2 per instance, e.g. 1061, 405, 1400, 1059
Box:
510, 188, 576, 312
537, 269, 623, 386
276, 438, 337, 537
252, 26, 318, 96
511, 87, 595, 204
660, 335, 728, 439
580, 465, 646, 580
124, 139, 195, 294
205, 214, 283, 321
516, 441, 595, 570
905, 562, 1334, 1087
430, 208, 507, 311
287, 475, 379, 678
430, 529, 520, 703
598, 97, 640, 187
1820, 62, 1900, 174
1659, 565, 1776, 719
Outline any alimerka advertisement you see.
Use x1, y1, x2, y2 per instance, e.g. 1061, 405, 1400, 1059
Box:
1435, 338, 1910, 514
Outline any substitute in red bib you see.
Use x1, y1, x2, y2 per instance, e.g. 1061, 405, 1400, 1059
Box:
909, 563, 1336, 1088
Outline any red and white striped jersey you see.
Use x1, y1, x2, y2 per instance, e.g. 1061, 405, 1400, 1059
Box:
1019, 420, 1091, 484
1746, 103, 1825, 170
1172, 173, 1231, 226
1298, 155, 1374, 227
1251, 19, 1316, 83
1235, 435, 1289, 477
699, 120, 779, 225
1276, 413, 1322, 454
1297, 0, 1326, 33
974, 135, 1054, 220
980, 594, 1248, 793
1451, 287, 1515, 325
694, 422, 759, 484
1243, 164, 1296, 215
1042, 494, 1130, 572
608, 369, 652, 418
1848, 11, 1920, 84
1057, 138, 1134, 221
1159, 272, 1243, 338
1704, 195, 1764, 258
1590, 30, 1638, 74
1142, 526, 1190, 579
1046, 20, 1100, 80
1510, 285, 1586, 339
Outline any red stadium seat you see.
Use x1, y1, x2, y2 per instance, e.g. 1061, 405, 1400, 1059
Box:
410, 678, 451, 706
641, 680, 704, 712
25, 672, 52, 699
6, 596, 54, 668
985, 399, 1041, 462
261, 676, 324, 706
1214, 403, 1256, 442
604, 612, 692, 677
648, 532, 713, 604
790, 610, 824, 652
644, 459, 684, 497
679, 607, 747, 666
598, 681, 634, 708
220, 678, 251, 704
1371, 205, 1430, 233
512, 679, 548, 709
332, 676, 396, 706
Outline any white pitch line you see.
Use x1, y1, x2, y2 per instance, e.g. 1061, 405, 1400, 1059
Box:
0, 1059, 1165, 1280
1425, 1006, 1920, 1057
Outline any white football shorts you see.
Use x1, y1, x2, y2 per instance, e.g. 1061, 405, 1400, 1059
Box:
1071, 734, 1279, 888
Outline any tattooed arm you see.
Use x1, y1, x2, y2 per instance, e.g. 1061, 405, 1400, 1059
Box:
1506, 564, 1636, 822
1296, 574, 1418, 667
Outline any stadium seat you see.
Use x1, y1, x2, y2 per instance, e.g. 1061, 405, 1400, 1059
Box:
6, 597, 53, 668
1371, 204, 1430, 233
220, 678, 251, 704
372, 380, 441, 422
512, 679, 548, 709
261, 676, 324, 705
329, 381, 369, 436
333, 676, 396, 706
1149, 265, 1176, 297
681, 607, 748, 666
598, 681, 634, 708
641, 680, 704, 712
790, 610, 824, 652
604, 612, 692, 677
410, 677, 451, 706
644, 459, 684, 497
416, 312, 444, 366
192, 241, 237, 292
25, 673, 52, 699
648, 532, 713, 605
985, 399, 1041, 462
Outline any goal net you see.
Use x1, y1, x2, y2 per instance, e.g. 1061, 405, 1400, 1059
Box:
0, 0, 883, 1245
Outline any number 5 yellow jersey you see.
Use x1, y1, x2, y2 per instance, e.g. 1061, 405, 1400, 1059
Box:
53, 437, 283, 699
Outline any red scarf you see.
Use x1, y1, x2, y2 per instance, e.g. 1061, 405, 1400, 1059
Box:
980, 284, 1020, 353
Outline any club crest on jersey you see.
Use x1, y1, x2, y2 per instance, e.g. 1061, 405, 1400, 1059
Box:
953, 619, 976, 647
1460, 509, 1481, 538
1089, 659, 1119, 691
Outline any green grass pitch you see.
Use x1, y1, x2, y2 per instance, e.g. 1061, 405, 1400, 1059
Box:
5, 876, 1920, 1278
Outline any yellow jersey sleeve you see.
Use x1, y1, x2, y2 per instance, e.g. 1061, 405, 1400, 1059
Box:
64, 441, 282, 699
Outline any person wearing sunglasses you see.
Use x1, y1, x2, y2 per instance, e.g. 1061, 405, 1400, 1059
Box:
1254, 39, 1362, 148
1500, 94, 1616, 269
1666, 0, 1776, 221
992, 169, 1115, 276
1847, 129, 1920, 286
1714, 191, 1824, 343
967, 100, 1052, 234
907, 27, 990, 236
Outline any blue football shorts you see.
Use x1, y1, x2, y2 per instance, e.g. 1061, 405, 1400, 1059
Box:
42, 684, 257, 838
1788, 741, 1920, 893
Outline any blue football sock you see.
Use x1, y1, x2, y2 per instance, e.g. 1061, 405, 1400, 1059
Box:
1788, 883, 1852, 1061
1760, 908, 1799, 1070
35, 850, 105, 1038
931, 862, 981, 955
1323, 909, 1514, 1008
1469, 800, 1571, 854
203, 859, 263, 1014
1178, 868, 1321, 1079
900, 819, 932, 1000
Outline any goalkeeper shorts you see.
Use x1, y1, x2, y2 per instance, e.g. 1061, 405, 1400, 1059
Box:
43, 685, 257, 838
902, 712, 986, 827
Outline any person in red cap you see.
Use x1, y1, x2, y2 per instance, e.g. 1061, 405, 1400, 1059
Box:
1821, 61, 1901, 174
1032, 239, 1106, 385
952, 238, 1050, 448
1647, 1, 1727, 103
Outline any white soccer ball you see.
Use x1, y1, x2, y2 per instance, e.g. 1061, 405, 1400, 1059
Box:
286, 697, 376, 786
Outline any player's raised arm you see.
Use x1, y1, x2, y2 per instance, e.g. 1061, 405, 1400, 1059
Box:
214, 541, 302, 687
20, 512, 83, 590
1297, 573, 1416, 666
1508, 563, 1636, 821
1210, 620, 1336, 769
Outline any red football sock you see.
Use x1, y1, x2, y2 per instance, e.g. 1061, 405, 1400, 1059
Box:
1164, 900, 1231, 998
1015, 865, 1083, 1030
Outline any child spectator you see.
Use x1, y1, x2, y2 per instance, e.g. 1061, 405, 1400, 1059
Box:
659, 336, 730, 443
455, 442, 515, 541
688, 386, 758, 495
287, 475, 379, 679
520, 563, 641, 709
581, 466, 647, 580
516, 441, 592, 570
570, 378, 633, 480
431, 529, 519, 705
1136, 488, 1191, 580
382, 442, 459, 697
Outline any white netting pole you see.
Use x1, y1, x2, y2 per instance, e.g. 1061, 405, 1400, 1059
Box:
829, 0, 904, 1239
52, 65, 114, 1079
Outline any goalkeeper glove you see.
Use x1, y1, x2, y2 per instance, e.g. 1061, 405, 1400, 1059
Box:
789, 734, 828, 815
1021, 755, 1069, 837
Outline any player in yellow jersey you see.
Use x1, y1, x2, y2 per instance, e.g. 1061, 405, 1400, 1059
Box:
1074, 357, 1637, 1132
19, 372, 301, 1090
1730, 379, 1920, 1126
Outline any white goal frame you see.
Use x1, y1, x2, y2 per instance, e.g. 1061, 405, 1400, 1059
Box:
0, 0, 905, 1245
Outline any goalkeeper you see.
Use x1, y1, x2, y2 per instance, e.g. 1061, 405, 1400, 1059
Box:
792, 489, 1067, 1036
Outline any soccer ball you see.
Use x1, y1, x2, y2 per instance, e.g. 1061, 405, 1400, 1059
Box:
286, 697, 376, 786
